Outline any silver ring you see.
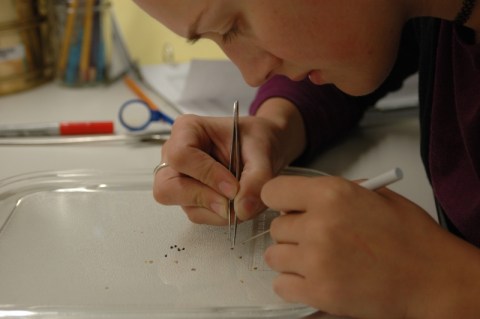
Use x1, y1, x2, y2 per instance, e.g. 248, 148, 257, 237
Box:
153, 162, 169, 175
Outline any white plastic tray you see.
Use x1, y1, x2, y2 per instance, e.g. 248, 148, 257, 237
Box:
0, 168, 322, 318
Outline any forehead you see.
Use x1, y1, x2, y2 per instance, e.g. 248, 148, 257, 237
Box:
134, 0, 228, 38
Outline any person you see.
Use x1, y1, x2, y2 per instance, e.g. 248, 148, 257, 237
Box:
134, 1, 480, 318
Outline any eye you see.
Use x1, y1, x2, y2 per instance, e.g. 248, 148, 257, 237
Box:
221, 21, 240, 44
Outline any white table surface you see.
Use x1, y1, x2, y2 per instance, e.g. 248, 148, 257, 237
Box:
0, 81, 165, 178
0, 81, 437, 319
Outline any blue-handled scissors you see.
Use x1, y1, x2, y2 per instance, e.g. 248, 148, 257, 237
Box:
119, 75, 175, 131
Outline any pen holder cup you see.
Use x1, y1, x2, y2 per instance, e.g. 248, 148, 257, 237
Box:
0, 0, 55, 96
53, 0, 127, 87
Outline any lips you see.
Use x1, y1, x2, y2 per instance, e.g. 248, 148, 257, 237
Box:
291, 72, 310, 81
308, 70, 325, 85
290, 70, 325, 84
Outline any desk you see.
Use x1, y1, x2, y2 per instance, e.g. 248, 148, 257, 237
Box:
0, 82, 436, 319
0, 82, 165, 179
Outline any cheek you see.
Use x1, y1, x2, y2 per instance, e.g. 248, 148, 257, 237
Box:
249, 13, 340, 67
328, 45, 400, 95
217, 40, 273, 86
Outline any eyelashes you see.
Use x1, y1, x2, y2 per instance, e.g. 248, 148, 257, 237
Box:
221, 21, 240, 44
186, 18, 241, 45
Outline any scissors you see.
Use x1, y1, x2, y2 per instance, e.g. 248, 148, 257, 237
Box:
228, 100, 241, 247
119, 75, 175, 131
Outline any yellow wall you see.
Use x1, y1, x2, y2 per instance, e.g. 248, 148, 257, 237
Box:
111, 0, 226, 65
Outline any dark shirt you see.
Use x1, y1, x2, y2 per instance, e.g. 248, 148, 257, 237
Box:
250, 18, 480, 247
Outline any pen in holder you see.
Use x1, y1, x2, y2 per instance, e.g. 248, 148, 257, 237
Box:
53, 0, 129, 86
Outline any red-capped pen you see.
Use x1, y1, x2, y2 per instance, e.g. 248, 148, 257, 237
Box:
0, 121, 114, 137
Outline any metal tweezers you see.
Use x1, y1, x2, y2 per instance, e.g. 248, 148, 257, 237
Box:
228, 100, 241, 247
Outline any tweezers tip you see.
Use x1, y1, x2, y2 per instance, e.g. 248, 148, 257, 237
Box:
233, 100, 239, 114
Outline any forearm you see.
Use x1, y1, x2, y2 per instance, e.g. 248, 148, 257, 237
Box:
250, 77, 371, 164
255, 97, 306, 167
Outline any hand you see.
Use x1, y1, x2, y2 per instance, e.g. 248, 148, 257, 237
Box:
154, 98, 306, 225
153, 98, 305, 225
262, 174, 480, 318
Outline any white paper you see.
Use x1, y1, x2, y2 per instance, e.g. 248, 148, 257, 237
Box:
141, 60, 256, 117
140, 62, 190, 105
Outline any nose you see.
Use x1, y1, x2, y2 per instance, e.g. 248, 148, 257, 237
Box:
224, 46, 281, 87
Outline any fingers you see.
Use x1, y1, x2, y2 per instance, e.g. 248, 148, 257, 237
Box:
168, 145, 238, 199
182, 206, 229, 226
164, 115, 239, 199
265, 242, 309, 305
272, 273, 307, 305
153, 167, 229, 219
264, 243, 302, 273
234, 161, 272, 221
261, 175, 363, 213
261, 175, 313, 212
268, 213, 305, 243
153, 115, 240, 224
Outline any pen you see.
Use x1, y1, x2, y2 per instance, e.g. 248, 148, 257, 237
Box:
242, 168, 404, 244
356, 167, 403, 190
0, 121, 115, 137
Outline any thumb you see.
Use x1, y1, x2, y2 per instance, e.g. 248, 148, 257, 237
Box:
234, 164, 273, 221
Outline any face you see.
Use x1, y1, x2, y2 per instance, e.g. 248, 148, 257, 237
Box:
134, 0, 408, 96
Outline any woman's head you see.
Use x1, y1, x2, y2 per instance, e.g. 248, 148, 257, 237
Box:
134, 0, 409, 96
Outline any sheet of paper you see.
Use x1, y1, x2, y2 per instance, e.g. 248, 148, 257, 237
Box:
178, 60, 255, 116
141, 60, 256, 116
140, 62, 190, 105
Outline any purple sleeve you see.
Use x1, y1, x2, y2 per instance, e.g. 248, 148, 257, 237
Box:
249, 76, 369, 163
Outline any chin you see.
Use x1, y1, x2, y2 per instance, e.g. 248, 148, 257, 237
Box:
340, 86, 378, 97
334, 76, 385, 97
308, 71, 383, 96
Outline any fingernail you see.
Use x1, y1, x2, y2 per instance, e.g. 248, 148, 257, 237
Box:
211, 201, 228, 219
218, 181, 237, 199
